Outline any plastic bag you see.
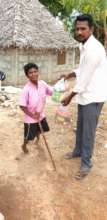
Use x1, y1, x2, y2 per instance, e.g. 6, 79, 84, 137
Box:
55, 105, 71, 123
53, 78, 66, 92
52, 77, 70, 102
52, 78, 66, 102
52, 89, 61, 102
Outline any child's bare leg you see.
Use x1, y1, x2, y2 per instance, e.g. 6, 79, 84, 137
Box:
37, 134, 40, 144
34, 133, 40, 144
21, 139, 29, 153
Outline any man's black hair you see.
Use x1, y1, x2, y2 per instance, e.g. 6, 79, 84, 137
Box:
24, 63, 39, 76
75, 14, 94, 28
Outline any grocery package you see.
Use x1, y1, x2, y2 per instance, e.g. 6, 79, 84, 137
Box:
52, 78, 66, 102
55, 105, 71, 123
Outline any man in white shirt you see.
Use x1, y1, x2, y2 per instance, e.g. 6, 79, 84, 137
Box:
62, 14, 107, 179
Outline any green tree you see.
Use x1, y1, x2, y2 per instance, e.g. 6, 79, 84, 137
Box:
102, 0, 107, 50
39, 0, 105, 43
40, 0, 102, 18
39, 0, 63, 16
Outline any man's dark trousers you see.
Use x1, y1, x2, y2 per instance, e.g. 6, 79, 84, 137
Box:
73, 102, 104, 169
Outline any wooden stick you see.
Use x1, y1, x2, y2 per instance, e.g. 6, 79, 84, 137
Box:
38, 122, 56, 171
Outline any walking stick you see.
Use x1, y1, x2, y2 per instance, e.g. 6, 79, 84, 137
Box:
38, 122, 56, 171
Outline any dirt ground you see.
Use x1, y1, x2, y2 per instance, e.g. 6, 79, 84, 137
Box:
0, 93, 107, 220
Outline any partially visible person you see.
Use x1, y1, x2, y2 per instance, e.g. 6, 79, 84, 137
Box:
0, 213, 5, 220
20, 63, 53, 153
62, 14, 107, 179
0, 71, 6, 91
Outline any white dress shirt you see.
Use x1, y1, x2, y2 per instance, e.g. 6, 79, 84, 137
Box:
73, 35, 107, 105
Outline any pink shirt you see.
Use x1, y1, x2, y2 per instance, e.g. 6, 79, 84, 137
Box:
20, 80, 53, 123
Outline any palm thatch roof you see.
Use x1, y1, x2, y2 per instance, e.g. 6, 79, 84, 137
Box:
0, 0, 77, 50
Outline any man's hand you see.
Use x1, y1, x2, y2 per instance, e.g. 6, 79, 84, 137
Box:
61, 91, 77, 106
64, 72, 76, 80
61, 94, 72, 106
55, 72, 76, 83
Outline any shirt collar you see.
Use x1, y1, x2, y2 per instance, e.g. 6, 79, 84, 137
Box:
79, 35, 94, 51
28, 80, 39, 88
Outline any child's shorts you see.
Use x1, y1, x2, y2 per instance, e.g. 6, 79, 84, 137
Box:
24, 118, 50, 141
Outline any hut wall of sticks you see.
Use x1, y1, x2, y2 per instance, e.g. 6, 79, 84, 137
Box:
0, 0, 79, 85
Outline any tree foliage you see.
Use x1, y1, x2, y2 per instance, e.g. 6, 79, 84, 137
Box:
39, 0, 63, 16
39, 0, 105, 42
39, 0, 103, 18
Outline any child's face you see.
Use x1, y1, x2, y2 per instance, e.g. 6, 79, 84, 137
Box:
27, 67, 39, 84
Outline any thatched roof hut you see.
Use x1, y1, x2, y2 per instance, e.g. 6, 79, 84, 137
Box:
0, 0, 78, 85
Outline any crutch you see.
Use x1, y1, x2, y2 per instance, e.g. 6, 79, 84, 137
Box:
38, 122, 56, 171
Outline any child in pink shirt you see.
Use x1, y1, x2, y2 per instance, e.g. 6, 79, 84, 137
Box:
20, 63, 53, 153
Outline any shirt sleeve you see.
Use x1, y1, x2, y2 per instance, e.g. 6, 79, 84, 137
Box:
43, 81, 53, 96
73, 50, 103, 94
19, 87, 29, 107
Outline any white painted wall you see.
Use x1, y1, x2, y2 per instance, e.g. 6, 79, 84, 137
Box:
0, 48, 78, 85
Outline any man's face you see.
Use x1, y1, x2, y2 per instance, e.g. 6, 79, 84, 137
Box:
27, 67, 39, 83
75, 21, 93, 43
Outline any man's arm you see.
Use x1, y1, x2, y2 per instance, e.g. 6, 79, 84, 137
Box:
61, 91, 77, 106
64, 72, 76, 80
73, 50, 102, 94
62, 51, 101, 106
61, 71, 78, 105
57, 72, 76, 80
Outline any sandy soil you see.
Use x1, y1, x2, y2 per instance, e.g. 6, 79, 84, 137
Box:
0, 94, 107, 220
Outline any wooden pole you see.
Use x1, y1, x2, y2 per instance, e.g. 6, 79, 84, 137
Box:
38, 122, 56, 171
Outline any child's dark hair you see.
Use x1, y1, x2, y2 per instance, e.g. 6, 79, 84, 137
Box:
24, 63, 39, 76
75, 14, 94, 28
